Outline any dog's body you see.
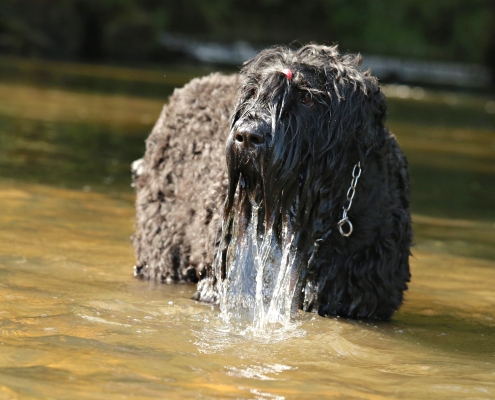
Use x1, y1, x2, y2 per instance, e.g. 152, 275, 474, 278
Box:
132, 45, 412, 321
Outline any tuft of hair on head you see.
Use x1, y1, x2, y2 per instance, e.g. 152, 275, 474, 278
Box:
352, 54, 363, 67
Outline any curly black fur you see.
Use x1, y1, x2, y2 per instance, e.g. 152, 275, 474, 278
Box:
132, 44, 412, 321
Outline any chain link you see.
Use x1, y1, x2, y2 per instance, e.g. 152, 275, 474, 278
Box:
338, 162, 362, 237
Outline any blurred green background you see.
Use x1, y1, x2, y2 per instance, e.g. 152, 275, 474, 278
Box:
1, 0, 494, 78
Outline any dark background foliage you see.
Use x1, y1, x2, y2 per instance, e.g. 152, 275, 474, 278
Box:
0, 0, 494, 74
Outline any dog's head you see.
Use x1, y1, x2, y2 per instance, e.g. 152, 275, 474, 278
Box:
225, 44, 386, 242
216, 45, 387, 318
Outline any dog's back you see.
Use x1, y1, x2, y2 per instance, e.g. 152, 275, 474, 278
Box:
132, 73, 237, 283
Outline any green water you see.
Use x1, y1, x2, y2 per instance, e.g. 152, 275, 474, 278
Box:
0, 57, 494, 399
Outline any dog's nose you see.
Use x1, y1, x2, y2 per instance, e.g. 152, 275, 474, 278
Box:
234, 129, 265, 148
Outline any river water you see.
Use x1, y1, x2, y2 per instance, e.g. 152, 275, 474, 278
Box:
0, 57, 494, 399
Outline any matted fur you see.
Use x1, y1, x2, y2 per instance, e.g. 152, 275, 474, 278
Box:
132, 73, 236, 283
132, 45, 412, 321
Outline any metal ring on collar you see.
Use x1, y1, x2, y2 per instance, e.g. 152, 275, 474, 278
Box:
338, 218, 353, 237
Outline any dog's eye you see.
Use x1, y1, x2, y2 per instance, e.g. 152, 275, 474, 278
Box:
300, 91, 314, 107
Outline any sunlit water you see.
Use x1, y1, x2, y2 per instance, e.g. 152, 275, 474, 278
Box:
1, 57, 495, 399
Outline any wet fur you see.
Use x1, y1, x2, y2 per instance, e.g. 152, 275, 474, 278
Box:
132, 45, 412, 321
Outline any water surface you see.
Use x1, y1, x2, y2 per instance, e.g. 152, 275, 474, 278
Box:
0, 57, 494, 399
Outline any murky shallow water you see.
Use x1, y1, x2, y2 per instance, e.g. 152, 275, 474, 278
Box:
1, 57, 495, 399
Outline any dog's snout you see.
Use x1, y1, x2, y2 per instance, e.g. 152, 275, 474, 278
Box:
234, 129, 265, 148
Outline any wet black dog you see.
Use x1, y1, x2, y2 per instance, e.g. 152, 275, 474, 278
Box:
132, 44, 412, 321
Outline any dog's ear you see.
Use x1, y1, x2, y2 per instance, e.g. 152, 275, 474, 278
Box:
356, 78, 387, 162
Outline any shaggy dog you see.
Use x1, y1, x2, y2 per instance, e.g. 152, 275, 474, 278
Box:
132, 44, 412, 321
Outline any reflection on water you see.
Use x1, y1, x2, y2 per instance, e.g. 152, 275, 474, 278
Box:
0, 57, 495, 398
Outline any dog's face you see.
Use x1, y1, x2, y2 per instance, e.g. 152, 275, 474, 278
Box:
217, 45, 387, 316
225, 45, 386, 238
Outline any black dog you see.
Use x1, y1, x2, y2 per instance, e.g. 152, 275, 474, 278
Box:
132, 44, 412, 321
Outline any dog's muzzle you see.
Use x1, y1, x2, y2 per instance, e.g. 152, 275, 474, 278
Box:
232, 118, 270, 153
234, 127, 265, 150
229, 120, 270, 200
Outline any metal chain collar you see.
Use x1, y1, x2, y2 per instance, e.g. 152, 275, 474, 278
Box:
307, 161, 362, 270
338, 162, 362, 237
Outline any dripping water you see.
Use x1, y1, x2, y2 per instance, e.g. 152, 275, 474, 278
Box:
214, 201, 301, 334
